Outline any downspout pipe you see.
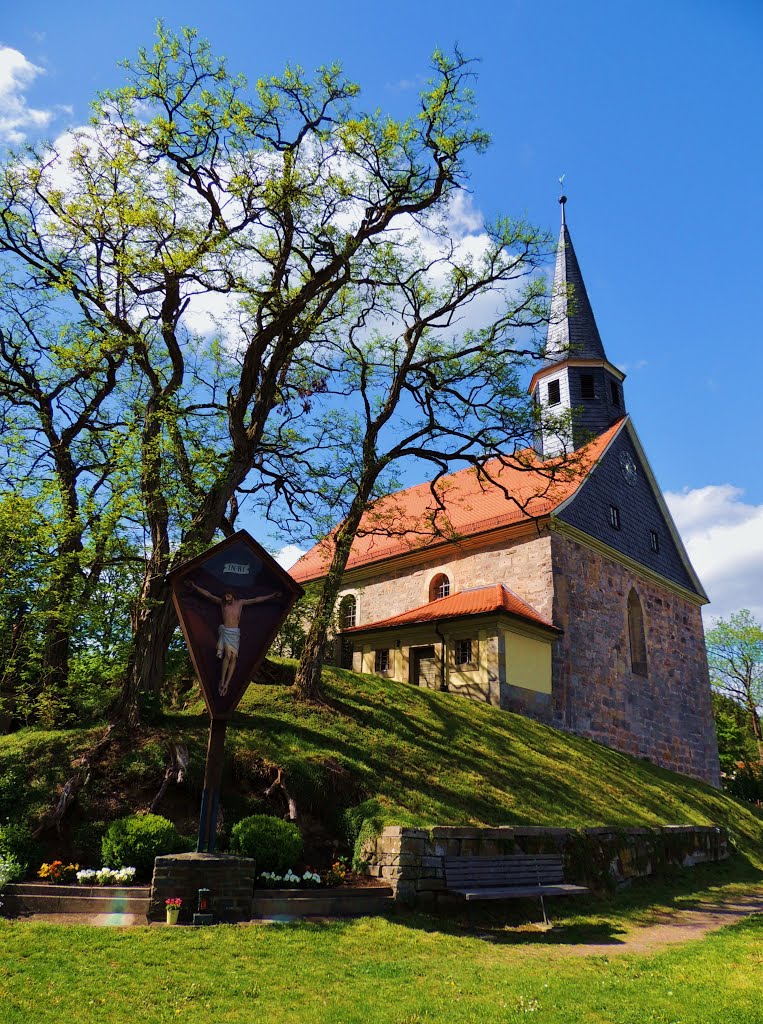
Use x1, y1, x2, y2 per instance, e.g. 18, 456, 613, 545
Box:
434, 620, 448, 691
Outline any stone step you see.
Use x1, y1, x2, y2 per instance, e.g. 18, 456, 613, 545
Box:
3, 885, 150, 916
252, 886, 394, 919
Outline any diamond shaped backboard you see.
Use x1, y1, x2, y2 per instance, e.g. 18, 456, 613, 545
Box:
168, 531, 303, 718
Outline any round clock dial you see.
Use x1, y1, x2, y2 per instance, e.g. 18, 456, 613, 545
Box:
619, 451, 638, 486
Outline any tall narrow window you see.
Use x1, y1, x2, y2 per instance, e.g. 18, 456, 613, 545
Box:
628, 589, 648, 677
429, 573, 451, 601
610, 379, 621, 408
650, 529, 660, 553
339, 595, 357, 629
580, 374, 595, 401
609, 505, 621, 530
547, 379, 561, 406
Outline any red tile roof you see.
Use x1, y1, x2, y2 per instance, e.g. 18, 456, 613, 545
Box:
342, 583, 559, 634
290, 419, 625, 583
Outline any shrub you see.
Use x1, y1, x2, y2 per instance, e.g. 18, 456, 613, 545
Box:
341, 798, 386, 869
0, 821, 36, 873
724, 762, 763, 804
101, 814, 184, 874
0, 854, 24, 887
229, 815, 303, 873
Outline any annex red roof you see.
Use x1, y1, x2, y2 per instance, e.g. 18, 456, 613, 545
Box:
342, 583, 559, 634
290, 419, 625, 583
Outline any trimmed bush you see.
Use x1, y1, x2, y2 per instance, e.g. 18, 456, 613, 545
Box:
101, 814, 184, 874
229, 815, 303, 873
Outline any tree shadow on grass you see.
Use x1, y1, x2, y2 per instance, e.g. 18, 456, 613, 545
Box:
386, 905, 628, 946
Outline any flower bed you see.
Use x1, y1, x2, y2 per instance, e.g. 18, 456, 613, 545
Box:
75, 866, 137, 886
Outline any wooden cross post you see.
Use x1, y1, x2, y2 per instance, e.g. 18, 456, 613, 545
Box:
197, 718, 228, 852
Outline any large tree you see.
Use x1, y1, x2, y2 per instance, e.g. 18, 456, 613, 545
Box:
0, 26, 509, 723
268, 217, 583, 700
706, 609, 763, 762
0, 282, 135, 704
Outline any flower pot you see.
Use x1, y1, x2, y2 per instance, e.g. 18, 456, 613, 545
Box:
166, 907, 180, 925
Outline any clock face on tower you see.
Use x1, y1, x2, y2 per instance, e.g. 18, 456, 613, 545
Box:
619, 451, 638, 486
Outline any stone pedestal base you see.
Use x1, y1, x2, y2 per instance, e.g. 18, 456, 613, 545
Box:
150, 852, 255, 922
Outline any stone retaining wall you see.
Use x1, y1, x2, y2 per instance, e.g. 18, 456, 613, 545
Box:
150, 852, 255, 921
361, 824, 728, 903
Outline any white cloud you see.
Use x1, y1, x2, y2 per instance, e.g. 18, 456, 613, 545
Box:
272, 543, 307, 570
0, 45, 53, 143
665, 484, 763, 624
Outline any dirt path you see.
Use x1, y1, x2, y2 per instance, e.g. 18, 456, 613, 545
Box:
554, 894, 763, 957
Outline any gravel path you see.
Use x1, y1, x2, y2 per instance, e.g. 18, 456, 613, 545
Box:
551, 894, 763, 957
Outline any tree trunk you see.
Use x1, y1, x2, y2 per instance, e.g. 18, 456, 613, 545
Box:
116, 549, 177, 728
750, 702, 763, 764
294, 498, 369, 701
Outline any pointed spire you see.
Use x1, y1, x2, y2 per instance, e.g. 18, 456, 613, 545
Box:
546, 196, 607, 362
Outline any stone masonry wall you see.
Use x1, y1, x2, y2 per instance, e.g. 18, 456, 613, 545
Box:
341, 531, 554, 630
550, 530, 720, 786
363, 825, 728, 904
150, 852, 255, 922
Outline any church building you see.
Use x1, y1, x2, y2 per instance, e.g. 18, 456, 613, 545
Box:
290, 199, 720, 787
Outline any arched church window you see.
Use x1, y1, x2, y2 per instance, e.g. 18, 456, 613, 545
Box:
339, 595, 357, 629
429, 574, 450, 601
628, 589, 648, 677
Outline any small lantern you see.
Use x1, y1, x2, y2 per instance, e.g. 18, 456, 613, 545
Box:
197, 888, 211, 913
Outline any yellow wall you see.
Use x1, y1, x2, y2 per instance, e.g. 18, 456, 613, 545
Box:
503, 628, 552, 693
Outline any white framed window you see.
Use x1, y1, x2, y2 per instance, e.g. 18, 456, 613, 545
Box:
455, 639, 474, 666
429, 573, 451, 601
339, 595, 357, 629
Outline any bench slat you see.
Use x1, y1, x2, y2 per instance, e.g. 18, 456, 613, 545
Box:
443, 853, 588, 905
452, 884, 590, 900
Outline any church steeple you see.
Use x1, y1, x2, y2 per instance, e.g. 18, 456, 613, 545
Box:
530, 196, 626, 457
546, 195, 607, 363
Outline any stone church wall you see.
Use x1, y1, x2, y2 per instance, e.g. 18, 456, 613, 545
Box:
341, 531, 554, 630
549, 530, 720, 786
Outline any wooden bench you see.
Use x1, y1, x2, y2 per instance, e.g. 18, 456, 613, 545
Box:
444, 854, 589, 924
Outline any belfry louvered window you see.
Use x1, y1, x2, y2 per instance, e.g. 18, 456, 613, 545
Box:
581, 374, 595, 400
610, 380, 621, 407
547, 379, 561, 406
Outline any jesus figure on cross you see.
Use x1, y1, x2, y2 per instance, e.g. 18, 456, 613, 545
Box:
188, 582, 283, 695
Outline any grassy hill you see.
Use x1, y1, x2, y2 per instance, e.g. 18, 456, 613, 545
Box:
3, 662, 763, 870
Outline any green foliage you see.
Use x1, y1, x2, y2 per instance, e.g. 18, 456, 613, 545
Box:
101, 814, 185, 874
0, 821, 36, 873
723, 763, 763, 805
707, 610, 763, 743
271, 586, 322, 660
0, 758, 30, 818
229, 815, 303, 872
71, 821, 108, 865
341, 798, 387, 869
0, 853, 23, 887
712, 692, 758, 774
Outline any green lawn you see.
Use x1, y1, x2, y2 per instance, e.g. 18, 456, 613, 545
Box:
1, 910, 762, 1024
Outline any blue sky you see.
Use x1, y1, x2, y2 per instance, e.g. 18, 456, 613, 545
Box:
2, 0, 762, 620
